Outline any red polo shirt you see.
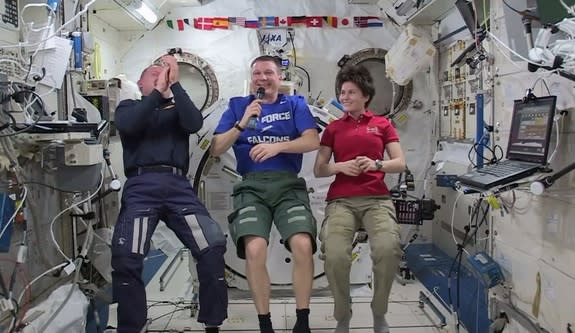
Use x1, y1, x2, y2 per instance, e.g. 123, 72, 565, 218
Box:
320, 110, 399, 201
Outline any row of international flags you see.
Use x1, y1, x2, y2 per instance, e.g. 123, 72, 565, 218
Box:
166, 16, 385, 31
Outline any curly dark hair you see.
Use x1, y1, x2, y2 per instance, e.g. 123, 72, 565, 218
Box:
335, 65, 375, 108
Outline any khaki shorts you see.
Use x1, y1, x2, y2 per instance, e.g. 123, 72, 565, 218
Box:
227, 171, 317, 259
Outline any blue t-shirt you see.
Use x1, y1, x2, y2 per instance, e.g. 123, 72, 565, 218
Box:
214, 94, 317, 175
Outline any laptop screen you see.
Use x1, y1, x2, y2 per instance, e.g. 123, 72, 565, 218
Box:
506, 96, 556, 164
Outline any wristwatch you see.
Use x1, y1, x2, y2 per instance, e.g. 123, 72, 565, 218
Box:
375, 159, 383, 171
234, 121, 245, 132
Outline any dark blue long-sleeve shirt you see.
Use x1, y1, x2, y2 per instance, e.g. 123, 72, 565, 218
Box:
115, 82, 203, 174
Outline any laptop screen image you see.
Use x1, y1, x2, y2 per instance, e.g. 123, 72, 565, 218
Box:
506, 96, 556, 164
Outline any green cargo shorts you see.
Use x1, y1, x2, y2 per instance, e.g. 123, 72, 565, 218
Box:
227, 171, 317, 259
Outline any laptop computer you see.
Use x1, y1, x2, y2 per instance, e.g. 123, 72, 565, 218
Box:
457, 95, 556, 190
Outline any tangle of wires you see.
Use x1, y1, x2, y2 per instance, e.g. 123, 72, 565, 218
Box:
144, 299, 197, 332
0, 257, 33, 332
287, 30, 311, 97
447, 197, 490, 332
0, 82, 47, 137
0, 267, 19, 327
467, 130, 504, 169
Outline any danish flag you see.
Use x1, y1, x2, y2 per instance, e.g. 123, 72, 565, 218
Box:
194, 17, 213, 30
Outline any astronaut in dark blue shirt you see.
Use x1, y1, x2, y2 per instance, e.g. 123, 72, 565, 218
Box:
112, 55, 227, 333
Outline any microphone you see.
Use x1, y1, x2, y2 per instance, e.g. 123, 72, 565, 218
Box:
247, 87, 265, 129
256, 86, 265, 99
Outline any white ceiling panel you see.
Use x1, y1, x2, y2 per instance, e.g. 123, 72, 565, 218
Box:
90, 0, 145, 31
89, 0, 206, 31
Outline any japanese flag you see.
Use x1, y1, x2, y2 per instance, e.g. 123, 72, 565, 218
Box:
339, 17, 353, 28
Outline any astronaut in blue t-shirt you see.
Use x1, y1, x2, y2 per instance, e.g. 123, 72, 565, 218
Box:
211, 55, 320, 333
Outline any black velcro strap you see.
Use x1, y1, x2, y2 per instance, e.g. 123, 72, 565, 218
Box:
126, 165, 183, 178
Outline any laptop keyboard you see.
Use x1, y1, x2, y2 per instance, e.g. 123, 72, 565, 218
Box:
476, 161, 529, 177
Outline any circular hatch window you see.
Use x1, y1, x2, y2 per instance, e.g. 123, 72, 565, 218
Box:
153, 51, 219, 111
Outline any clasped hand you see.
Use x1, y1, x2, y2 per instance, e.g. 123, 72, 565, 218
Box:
336, 156, 376, 176
155, 55, 180, 93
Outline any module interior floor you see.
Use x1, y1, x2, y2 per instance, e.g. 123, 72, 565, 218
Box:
107, 251, 455, 332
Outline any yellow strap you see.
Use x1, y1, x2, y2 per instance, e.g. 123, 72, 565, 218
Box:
93, 42, 102, 80
486, 195, 501, 209
532, 271, 541, 318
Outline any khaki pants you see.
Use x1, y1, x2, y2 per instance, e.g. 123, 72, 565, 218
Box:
319, 196, 402, 321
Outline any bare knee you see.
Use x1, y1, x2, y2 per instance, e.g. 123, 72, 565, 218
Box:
244, 236, 268, 265
288, 233, 313, 259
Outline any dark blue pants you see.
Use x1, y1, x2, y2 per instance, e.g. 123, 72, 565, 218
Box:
111, 173, 228, 333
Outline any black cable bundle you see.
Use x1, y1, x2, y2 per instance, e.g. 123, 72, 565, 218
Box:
447, 198, 490, 331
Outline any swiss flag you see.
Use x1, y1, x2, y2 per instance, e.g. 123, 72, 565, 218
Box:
306, 16, 323, 27
194, 17, 213, 30
339, 17, 353, 28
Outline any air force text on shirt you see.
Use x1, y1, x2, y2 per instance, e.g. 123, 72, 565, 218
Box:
246, 110, 291, 144
260, 111, 291, 124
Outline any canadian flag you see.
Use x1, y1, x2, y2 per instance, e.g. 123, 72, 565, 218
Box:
277, 17, 289, 27
339, 17, 353, 28
194, 17, 213, 30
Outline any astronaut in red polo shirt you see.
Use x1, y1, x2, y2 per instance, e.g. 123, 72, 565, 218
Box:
313, 65, 406, 333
